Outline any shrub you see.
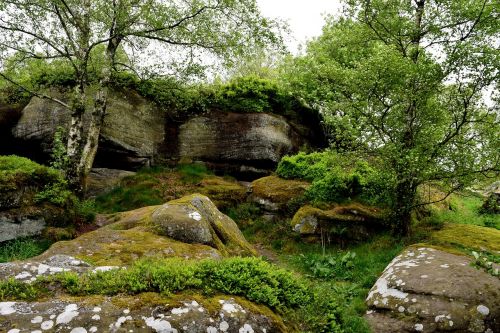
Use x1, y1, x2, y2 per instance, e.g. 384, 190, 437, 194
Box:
276, 152, 394, 206
0, 155, 65, 195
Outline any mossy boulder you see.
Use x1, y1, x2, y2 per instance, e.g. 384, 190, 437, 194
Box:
250, 175, 309, 213
365, 246, 500, 333
198, 176, 248, 210
0, 155, 73, 242
291, 203, 386, 242
152, 194, 256, 257
25, 194, 254, 266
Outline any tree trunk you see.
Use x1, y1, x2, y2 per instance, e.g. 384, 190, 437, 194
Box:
393, 179, 417, 236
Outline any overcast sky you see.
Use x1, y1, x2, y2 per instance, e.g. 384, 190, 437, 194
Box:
256, 0, 343, 53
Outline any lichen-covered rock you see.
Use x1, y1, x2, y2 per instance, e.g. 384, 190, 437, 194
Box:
0, 295, 286, 333
250, 175, 309, 213
152, 194, 256, 257
291, 203, 385, 241
12, 88, 165, 169
365, 246, 500, 333
85, 168, 136, 197
176, 112, 312, 179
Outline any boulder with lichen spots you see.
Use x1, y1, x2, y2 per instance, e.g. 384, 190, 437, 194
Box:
0, 295, 286, 332
291, 203, 386, 241
365, 243, 500, 333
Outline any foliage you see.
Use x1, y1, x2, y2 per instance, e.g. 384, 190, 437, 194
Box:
0, 278, 40, 301
0, 155, 70, 206
50, 127, 70, 171
282, 0, 500, 233
480, 194, 500, 215
427, 192, 500, 229
43, 257, 312, 311
296, 252, 357, 280
198, 257, 311, 309
471, 250, 500, 278
276, 151, 394, 205
0, 238, 52, 263
209, 75, 298, 114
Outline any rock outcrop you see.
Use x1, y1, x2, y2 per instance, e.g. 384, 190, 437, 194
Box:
12, 88, 165, 169
5, 87, 325, 175
291, 203, 385, 242
250, 175, 309, 214
174, 112, 313, 179
0, 295, 284, 333
365, 246, 500, 333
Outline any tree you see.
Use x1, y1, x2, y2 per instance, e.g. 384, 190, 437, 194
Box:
283, 0, 499, 234
0, 0, 282, 195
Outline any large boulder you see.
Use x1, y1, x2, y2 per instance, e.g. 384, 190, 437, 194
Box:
0, 295, 285, 333
12, 88, 165, 170
173, 111, 317, 179
250, 175, 309, 214
151, 194, 256, 257
291, 203, 386, 242
13, 194, 254, 266
365, 246, 500, 333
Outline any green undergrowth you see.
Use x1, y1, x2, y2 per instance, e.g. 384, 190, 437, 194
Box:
94, 164, 213, 213
276, 151, 394, 207
225, 202, 403, 332
427, 191, 500, 230
0, 237, 52, 263
0, 255, 372, 332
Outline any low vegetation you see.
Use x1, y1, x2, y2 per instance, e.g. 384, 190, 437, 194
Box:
276, 151, 393, 206
0, 237, 52, 263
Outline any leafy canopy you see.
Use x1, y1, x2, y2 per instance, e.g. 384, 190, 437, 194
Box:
282, 0, 499, 229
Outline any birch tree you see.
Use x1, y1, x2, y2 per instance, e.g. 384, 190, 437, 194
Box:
0, 0, 282, 195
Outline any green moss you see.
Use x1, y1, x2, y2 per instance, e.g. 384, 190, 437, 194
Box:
252, 175, 310, 203
429, 223, 500, 253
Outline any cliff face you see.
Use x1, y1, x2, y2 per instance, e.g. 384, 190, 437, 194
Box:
2, 87, 326, 177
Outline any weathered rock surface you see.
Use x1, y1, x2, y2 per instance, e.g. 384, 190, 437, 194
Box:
2, 194, 252, 266
291, 203, 385, 241
0, 295, 284, 333
174, 112, 318, 179
151, 194, 256, 256
365, 246, 500, 333
85, 168, 136, 198
4, 88, 326, 176
12, 88, 165, 169
250, 175, 309, 214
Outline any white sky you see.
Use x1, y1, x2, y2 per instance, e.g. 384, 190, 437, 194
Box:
257, 0, 343, 53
